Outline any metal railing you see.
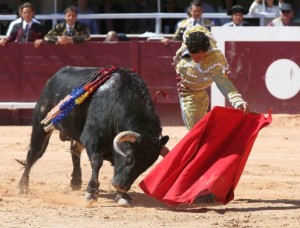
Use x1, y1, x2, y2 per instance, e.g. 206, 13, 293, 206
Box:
0, 12, 277, 35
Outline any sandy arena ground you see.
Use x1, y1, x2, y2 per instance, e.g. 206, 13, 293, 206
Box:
0, 114, 299, 228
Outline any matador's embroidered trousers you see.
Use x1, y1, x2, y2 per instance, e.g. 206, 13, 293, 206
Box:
179, 90, 209, 130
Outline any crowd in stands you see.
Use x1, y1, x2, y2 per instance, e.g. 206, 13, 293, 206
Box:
0, 0, 299, 46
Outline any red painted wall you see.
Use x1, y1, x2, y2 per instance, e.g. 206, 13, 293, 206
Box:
1, 41, 299, 125
225, 42, 300, 114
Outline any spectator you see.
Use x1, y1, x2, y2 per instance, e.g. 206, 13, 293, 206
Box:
184, 1, 218, 26
223, 5, 251, 26
0, 2, 44, 46
202, 1, 216, 13
284, 1, 300, 16
294, 1, 300, 17
98, 0, 125, 34
125, 0, 156, 34
217, 0, 237, 25
173, 6, 191, 32
201, 1, 219, 26
4, 2, 40, 37
0, 4, 13, 35
34, 5, 90, 48
249, 0, 283, 15
104, 30, 129, 42
76, 0, 99, 34
39, 1, 56, 32
161, 0, 213, 45
249, 0, 283, 25
268, 3, 300, 26
161, 0, 182, 34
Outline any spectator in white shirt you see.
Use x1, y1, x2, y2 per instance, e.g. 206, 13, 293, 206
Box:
249, 0, 283, 15
249, 0, 284, 25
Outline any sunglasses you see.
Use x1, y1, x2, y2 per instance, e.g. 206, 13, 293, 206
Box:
281, 10, 291, 14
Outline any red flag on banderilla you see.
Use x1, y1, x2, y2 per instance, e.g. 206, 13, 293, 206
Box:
139, 106, 272, 206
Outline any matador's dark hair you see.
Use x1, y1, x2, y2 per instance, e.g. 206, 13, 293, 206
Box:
185, 31, 210, 54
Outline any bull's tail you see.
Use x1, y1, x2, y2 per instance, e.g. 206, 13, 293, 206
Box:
153, 91, 168, 106
15, 159, 26, 167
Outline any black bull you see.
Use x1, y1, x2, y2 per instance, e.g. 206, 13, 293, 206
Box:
18, 66, 169, 206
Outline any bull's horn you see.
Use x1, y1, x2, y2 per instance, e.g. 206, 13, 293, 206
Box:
160, 145, 170, 157
113, 131, 140, 158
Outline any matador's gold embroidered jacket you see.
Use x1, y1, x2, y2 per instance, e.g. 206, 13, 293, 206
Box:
174, 25, 246, 129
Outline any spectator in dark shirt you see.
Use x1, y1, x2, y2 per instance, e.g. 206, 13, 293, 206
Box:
76, 0, 99, 34
161, 0, 182, 34
0, 4, 13, 35
201, 0, 219, 26
0, 2, 44, 46
125, 0, 156, 34
98, 0, 125, 34
294, 0, 300, 17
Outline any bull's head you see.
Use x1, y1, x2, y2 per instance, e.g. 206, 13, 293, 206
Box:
112, 131, 169, 193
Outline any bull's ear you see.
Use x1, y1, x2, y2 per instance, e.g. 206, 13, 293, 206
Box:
160, 136, 169, 145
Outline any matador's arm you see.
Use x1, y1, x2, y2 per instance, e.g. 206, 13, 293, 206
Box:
211, 66, 247, 109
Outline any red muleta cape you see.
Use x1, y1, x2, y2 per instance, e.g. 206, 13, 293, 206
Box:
139, 106, 272, 206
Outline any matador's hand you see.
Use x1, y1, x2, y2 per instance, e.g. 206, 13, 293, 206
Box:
172, 55, 179, 66
237, 103, 250, 112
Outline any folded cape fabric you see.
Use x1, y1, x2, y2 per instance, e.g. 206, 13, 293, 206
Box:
139, 106, 272, 206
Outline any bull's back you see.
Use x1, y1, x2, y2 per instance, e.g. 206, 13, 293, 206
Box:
33, 66, 99, 123
38, 66, 98, 105
52, 66, 99, 94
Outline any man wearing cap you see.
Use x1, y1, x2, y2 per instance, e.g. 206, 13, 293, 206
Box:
223, 5, 251, 26
268, 3, 300, 26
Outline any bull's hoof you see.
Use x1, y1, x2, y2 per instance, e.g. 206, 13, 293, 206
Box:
115, 192, 132, 207
192, 193, 221, 207
19, 187, 30, 194
70, 178, 82, 191
18, 182, 30, 194
84, 190, 99, 201
116, 197, 132, 207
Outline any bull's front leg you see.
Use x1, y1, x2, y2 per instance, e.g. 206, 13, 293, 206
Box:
84, 152, 103, 201
81, 133, 103, 201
